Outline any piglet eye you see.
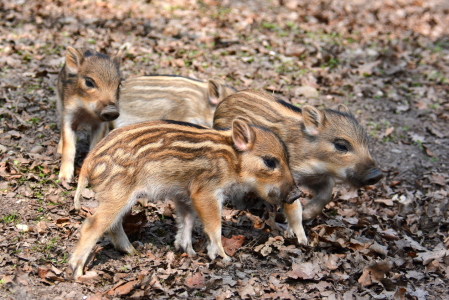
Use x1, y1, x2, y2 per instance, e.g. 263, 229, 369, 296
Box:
263, 156, 278, 169
84, 78, 95, 88
334, 140, 350, 152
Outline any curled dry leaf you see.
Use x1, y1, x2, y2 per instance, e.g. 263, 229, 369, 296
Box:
109, 280, 140, 296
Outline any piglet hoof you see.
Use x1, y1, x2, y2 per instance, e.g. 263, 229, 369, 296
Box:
67, 263, 84, 281
116, 243, 136, 255
285, 227, 295, 238
59, 175, 73, 190
186, 248, 197, 257
297, 236, 308, 246
222, 255, 232, 263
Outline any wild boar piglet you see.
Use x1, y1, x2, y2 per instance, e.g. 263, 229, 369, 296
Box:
57, 47, 122, 184
69, 119, 305, 279
214, 89, 383, 225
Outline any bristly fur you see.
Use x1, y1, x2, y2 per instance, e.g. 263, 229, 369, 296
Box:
113, 75, 236, 129
276, 99, 302, 113
69, 119, 304, 279
213, 89, 382, 223
57, 47, 122, 184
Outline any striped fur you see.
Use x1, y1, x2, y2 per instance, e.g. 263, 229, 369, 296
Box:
214, 89, 382, 224
57, 47, 121, 184
113, 75, 236, 128
69, 119, 302, 279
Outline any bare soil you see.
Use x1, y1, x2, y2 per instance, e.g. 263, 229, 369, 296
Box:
1, 0, 448, 299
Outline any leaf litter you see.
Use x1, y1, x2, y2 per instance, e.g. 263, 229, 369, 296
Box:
0, 0, 449, 299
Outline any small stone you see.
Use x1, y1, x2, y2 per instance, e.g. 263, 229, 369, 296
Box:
294, 86, 319, 98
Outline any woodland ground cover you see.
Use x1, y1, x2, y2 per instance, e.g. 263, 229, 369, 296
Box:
0, 0, 448, 299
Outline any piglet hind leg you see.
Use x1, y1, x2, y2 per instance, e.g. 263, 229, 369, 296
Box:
69, 213, 110, 279
108, 219, 136, 254
69, 198, 133, 279
192, 193, 230, 262
173, 199, 196, 256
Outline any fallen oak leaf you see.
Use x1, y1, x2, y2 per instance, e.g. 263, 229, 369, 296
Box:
185, 272, 206, 290
222, 235, 245, 256
238, 283, 256, 299
429, 173, 446, 186
287, 262, 318, 280
358, 261, 391, 287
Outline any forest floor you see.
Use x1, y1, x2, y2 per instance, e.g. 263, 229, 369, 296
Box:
1, 0, 449, 299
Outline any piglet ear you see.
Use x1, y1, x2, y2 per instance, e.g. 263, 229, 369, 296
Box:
112, 49, 123, 67
337, 104, 353, 116
301, 105, 324, 137
65, 47, 83, 75
208, 79, 221, 106
232, 118, 255, 151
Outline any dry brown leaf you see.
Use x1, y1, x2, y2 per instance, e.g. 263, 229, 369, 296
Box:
37, 266, 49, 280
385, 127, 394, 136
222, 235, 245, 256
430, 174, 446, 186
122, 210, 147, 236
374, 199, 394, 206
238, 283, 256, 298
287, 262, 317, 280
185, 272, 206, 290
77, 271, 100, 284
111, 280, 140, 296
35, 221, 48, 234
55, 218, 70, 227
358, 261, 391, 287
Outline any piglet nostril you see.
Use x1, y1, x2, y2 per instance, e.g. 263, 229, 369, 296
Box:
364, 168, 383, 186
101, 107, 119, 121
